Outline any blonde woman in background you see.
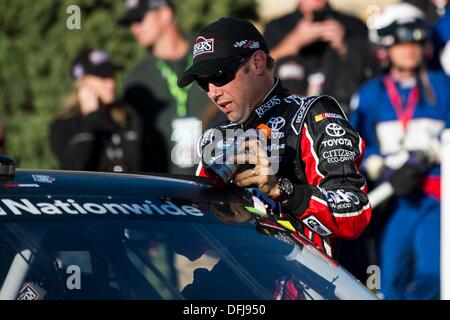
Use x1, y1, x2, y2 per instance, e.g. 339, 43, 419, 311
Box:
50, 49, 149, 173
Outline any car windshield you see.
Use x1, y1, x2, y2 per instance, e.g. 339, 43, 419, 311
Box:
0, 218, 375, 300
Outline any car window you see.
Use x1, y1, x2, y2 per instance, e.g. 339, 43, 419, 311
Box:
0, 219, 375, 300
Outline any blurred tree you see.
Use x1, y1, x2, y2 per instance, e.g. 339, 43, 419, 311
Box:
0, 0, 257, 169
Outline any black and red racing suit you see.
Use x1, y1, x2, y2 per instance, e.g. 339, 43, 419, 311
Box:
197, 79, 372, 256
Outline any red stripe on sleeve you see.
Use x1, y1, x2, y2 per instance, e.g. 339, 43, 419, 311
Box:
300, 125, 323, 186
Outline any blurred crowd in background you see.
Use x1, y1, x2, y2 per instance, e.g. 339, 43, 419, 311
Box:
1, 0, 450, 299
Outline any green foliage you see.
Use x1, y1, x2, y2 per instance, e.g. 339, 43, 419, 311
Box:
173, 0, 258, 33
0, 0, 257, 169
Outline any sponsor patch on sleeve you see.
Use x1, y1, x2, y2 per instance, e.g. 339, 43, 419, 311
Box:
302, 215, 332, 236
315, 113, 345, 123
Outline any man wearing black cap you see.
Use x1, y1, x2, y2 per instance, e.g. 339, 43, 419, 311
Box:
49, 49, 147, 173
119, 0, 211, 174
178, 17, 372, 257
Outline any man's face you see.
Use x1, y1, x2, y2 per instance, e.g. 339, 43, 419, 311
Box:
205, 58, 260, 124
129, 10, 163, 48
388, 42, 424, 70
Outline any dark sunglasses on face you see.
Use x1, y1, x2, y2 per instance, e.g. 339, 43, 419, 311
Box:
195, 55, 252, 92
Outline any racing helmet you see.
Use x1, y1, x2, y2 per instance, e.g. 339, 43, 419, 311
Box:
370, 3, 429, 47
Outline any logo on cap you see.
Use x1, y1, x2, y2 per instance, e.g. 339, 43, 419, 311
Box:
89, 50, 109, 65
126, 0, 139, 9
193, 36, 214, 58
72, 63, 84, 79
233, 40, 260, 49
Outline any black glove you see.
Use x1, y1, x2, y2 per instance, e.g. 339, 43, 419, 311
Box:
387, 151, 430, 197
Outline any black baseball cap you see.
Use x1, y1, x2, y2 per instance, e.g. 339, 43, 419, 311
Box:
71, 49, 121, 80
118, 0, 172, 26
177, 17, 269, 88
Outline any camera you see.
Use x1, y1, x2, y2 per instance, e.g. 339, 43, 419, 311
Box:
313, 9, 328, 22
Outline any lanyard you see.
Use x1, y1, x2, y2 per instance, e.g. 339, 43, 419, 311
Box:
383, 75, 419, 131
155, 56, 192, 118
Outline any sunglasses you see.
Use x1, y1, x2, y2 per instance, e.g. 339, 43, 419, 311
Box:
196, 54, 252, 92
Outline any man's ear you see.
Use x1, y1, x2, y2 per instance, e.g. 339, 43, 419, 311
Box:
251, 51, 268, 75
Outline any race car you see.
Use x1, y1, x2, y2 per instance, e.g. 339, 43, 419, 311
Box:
0, 155, 376, 300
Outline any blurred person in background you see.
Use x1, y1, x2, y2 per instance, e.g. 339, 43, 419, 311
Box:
404, 0, 448, 25
432, 7, 450, 75
263, 0, 376, 115
49, 49, 148, 173
119, 0, 214, 175
350, 3, 450, 299
273, 56, 308, 96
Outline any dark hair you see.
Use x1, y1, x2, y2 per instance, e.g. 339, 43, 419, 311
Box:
266, 55, 275, 70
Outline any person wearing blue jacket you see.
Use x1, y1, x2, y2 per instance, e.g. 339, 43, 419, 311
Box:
433, 7, 450, 74
350, 3, 450, 299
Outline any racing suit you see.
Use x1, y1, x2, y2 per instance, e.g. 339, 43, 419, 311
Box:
350, 71, 450, 299
197, 79, 372, 257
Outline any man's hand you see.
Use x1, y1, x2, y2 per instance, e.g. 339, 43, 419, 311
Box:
229, 139, 280, 198
294, 19, 325, 49
320, 19, 347, 55
388, 163, 423, 197
271, 19, 324, 59
386, 150, 431, 197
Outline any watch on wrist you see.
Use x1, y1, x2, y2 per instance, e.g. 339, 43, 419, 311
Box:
277, 177, 294, 202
